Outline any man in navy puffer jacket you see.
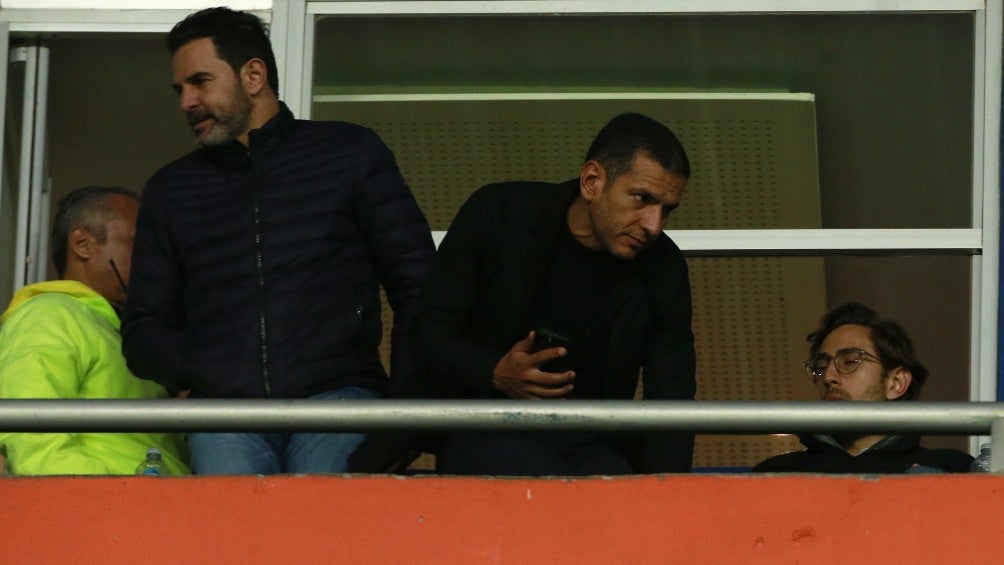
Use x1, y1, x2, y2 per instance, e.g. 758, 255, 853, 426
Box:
122, 7, 435, 475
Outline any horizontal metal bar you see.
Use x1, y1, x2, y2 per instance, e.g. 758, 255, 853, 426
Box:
431, 229, 983, 254
0, 400, 1000, 435
1, 8, 272, 34
308, 1, 983, 16
670, 229, 982, 253
315, 92, 817, 102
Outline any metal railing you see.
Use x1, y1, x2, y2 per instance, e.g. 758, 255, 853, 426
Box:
1, 399, 1003, 471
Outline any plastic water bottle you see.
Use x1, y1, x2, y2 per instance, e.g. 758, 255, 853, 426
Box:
970, 443, 992, 473
135, 448, 170, 476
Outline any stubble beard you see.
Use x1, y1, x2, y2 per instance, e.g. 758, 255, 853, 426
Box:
586, 198, 652, 261
193, 90, 253, 148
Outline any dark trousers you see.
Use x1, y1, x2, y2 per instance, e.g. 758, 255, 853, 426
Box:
436, 431, 635, 476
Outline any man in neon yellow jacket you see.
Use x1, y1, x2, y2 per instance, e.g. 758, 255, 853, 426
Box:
0, 186, 189, 475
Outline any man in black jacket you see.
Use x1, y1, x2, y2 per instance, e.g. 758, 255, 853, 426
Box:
122, 7, 434, 474
407, 113, 696, 476
753, 302, 973, 473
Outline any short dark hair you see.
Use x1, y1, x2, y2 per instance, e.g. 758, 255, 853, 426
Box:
585, 112, 691, 182
51, 186, 140, 278
807, 302, 928, 401
166, 7, 279, 96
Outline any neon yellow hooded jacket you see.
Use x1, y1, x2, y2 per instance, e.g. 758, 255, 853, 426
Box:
0, 280, 189, 475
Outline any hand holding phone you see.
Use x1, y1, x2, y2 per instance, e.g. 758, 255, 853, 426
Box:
533, 327, 571, 373
490, 330, 575, 399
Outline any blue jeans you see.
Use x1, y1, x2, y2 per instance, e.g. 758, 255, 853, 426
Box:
189, 386, 378, 475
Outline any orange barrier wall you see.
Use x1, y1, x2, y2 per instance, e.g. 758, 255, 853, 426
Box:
3, 474, 1003, 563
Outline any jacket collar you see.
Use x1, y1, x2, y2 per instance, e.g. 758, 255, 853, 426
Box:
528, 179, 579, 243
524, 178, 652, 305
522, 179, 581, 283
2, 280, 120, 328
210, 101, 296, 168
801, 433, 921, 455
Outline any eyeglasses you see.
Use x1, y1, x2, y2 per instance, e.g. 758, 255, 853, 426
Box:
803, 348, 881, 383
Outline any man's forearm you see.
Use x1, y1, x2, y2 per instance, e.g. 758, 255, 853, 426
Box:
121, 319, 186, 392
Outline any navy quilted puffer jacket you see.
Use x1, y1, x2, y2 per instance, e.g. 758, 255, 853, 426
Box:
122, 104, 435, 399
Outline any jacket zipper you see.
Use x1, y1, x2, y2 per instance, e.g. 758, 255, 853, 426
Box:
250, 157, 271, 396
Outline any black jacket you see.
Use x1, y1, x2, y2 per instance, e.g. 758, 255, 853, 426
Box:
122, 104, 434, 398
412, 180, 697, 472
752, 434, 974, 473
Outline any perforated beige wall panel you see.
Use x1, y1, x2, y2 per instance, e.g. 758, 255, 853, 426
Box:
690, 256, 826, 468
313, 96, 821, 230
315, 94, 823, 469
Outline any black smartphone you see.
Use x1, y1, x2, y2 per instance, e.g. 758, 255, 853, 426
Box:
533, 327, 571, 373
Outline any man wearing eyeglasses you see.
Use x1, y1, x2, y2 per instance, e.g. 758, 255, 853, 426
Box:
752, 302, 972, 473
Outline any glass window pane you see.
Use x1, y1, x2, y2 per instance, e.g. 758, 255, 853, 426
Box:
312, 13, 974, 230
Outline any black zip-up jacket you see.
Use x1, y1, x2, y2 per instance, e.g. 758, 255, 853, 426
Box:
122, 104, 435, 398
752, 434, 974, 473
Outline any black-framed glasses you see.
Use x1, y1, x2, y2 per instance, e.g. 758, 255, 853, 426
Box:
803, 348, 881, 383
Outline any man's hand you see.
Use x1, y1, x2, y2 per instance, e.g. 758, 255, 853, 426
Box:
491, 331, 575, 399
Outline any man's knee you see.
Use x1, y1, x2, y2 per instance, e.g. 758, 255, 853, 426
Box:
189, 432, 283, 475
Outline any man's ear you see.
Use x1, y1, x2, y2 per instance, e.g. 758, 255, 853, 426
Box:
68, 227, 95, 261
579, 160, 607, 203
241, 58, 269, 97
884, 367, 912, 400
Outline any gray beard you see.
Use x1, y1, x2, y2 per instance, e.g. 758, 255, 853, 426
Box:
196, 111, 251, 147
